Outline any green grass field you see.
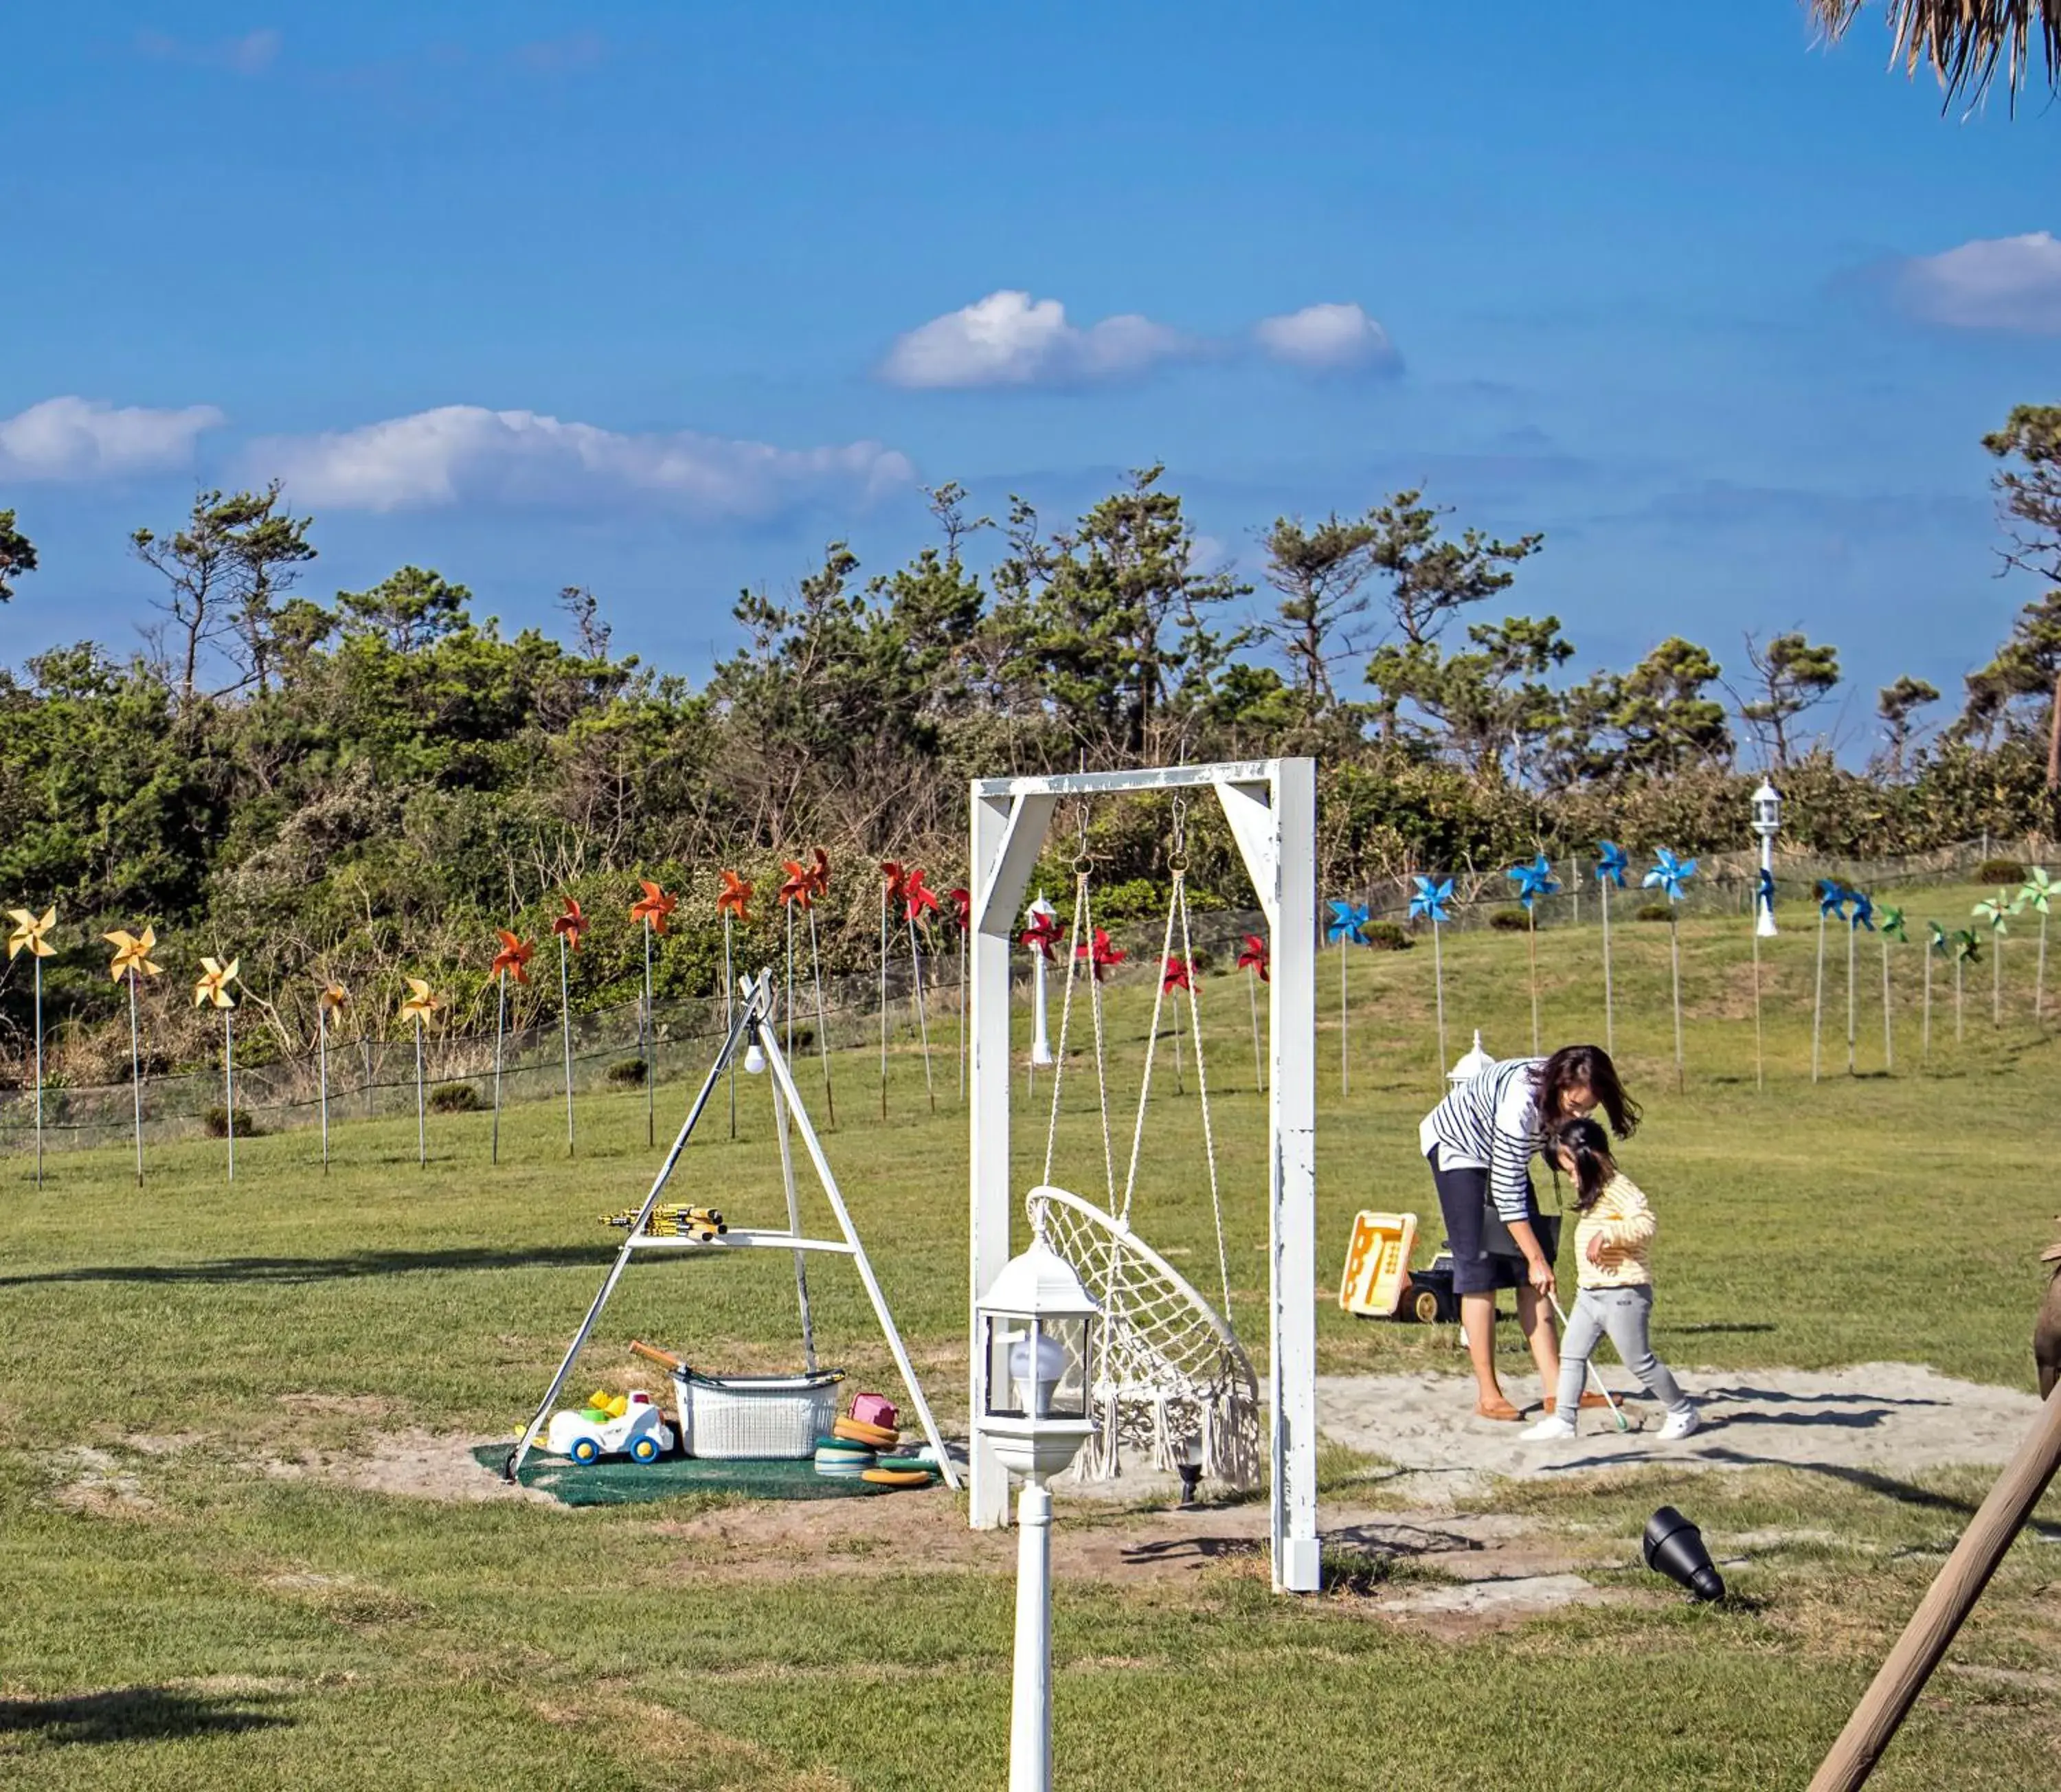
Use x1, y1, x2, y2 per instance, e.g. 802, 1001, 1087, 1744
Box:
2, 887, 2058, 1788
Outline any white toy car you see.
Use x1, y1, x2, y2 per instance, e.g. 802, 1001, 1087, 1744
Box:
545, 1392, 677, 1465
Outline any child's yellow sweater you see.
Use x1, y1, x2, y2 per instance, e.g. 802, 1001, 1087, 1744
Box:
1571, 1172, 1656, 1288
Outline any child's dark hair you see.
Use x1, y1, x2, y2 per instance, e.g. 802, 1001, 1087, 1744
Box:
1533, 1044, 1641, 1139
1552, 1116, 1618, 1210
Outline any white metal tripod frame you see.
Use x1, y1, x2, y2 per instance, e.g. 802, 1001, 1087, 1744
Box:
507, 971, 958, 1487
968, 758, 1319, 1593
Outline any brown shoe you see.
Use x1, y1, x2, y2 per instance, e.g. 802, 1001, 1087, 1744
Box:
1475, 1395, 1523, 1422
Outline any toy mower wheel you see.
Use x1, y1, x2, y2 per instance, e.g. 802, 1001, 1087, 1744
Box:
1412, 1287, 1442, 1325
631, 1435, 660, 1464
570, 1436, 601, 1465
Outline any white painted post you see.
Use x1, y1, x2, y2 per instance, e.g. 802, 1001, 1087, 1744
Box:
1009, 1480, 1055, 1792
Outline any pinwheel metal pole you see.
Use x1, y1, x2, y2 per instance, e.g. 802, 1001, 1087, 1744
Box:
1601, 875, 1616, 1056
642, 915, 655, 1145
128, 971, 143, 1186
223, 1005, 236, 1183
808, 904, 837, 1128
34, 949, 45, 1185
415, 1015, 427, 1167
318, 998, 330, 1174
1527, 902, 1542, 1057
1432, 912, 1446, 1073
908, 911, 936, 1115
784, 894, 796, 1060
1882, 925, 1896, 1073
1244, 953, 1265, 1094
493, 969, 508, 1165
1847, 908, 1859, 1077
1812, 891, 1832, 1084
1667, 905, 1684, 1093
723, 912, 737, 1139
559, 931, 576, 1154
879, 880, 890, 1119
2024, 870, 2052, 1023
1340, 924, 1351, 1095
1750, 878, 1767, 1093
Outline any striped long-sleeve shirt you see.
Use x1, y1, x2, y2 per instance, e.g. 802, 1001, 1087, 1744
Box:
1417, 1055, 1545, 1222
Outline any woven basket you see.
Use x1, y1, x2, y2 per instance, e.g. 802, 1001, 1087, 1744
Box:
671, 1367, 846, 1459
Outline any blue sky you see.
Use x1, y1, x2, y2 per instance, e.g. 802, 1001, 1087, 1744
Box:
3, 3, 2057, 754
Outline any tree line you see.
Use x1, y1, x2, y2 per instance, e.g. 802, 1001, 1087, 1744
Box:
0, 402, 2056, 1075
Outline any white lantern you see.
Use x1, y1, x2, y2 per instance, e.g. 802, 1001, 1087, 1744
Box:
977, 1240, 1096, 1483
1750, 781, 1781, 939
1750, 781, 1782, 842
1445, 1029, 1494, 1087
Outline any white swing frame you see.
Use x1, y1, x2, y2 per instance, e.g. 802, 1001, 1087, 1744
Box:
969, 758, 1320, 1593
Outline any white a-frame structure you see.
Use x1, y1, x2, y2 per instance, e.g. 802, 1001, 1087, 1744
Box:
968, 759, 1320, 1593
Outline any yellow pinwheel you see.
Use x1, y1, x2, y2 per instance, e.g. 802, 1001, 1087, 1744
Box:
105, 926, 162, 981
319, 981, 348, 1013
401, 977, 440, 1023
194, 956, 239, 1009
7, 906, 55, 959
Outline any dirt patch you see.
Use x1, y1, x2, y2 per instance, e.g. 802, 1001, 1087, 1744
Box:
1314, 1363, 2047, 1506
262, 1428, 557, 1504
49, 1446, 159, 1518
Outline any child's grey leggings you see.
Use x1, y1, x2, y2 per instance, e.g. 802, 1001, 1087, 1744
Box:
1555, 1286, 1690, 1417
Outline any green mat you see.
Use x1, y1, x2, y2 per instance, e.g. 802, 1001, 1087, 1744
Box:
474, 1444, 911, 1508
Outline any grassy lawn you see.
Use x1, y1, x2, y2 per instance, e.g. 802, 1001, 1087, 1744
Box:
1, 888, 2057, 1787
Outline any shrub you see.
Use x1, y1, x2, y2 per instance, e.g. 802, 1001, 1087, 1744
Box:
429, 1082, 483, 1113
607, 1057, 649, 1088
1636, 901, 1675, 923
1359, 920, 1412, 952
203, 1106, 260, 1137
1489, 908, 1532, 933
1979, 858, 2027, 884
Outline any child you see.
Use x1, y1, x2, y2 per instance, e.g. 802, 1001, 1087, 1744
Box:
1522, 1117, 1701, 1442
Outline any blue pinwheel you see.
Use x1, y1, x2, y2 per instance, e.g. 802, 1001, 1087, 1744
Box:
1408, 876, 1453, 923
1506, 853, 1560, 910
1325, 900, 1369, 945
1595, 841, 1628, 888
1756, 867, 1776, 917
1410, 876, 1454, 1073
1847, 888, 1874, 934
1641, 849, 1697, 904
1326, 900, 1370, 1095
1817, 879, 1849, 921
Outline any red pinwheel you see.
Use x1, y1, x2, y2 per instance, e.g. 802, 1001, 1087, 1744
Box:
491, 930, 534, 985
630, 879, 677, 935
716, 869, 754, 924
551, 897, 584, 952
778, 860, 814, 910
1021, 910, 1061, 959
1237, 934, 1270, 983
903, 866, 941, 926
948, 886, 972, 933
881, 861, 908, 906
1162, 955, 1192, 993
805, 847, 831, 900
1077, 928, 1126, 981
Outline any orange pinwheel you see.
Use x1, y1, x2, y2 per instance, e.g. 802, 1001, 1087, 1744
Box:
903, 866, 941, 926
630, 879, 677, 934
491, 930, 534, 984
717, 869, 754, 923
193, 956, 238, 1009
105, 927, 162, 981
401, 977, 440, 1023
778, 860, 814, 910
551, 896, 584, 952
8, 906, 55, 959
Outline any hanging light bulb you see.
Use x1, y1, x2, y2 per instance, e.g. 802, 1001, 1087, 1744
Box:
744, 1031, 767, 1075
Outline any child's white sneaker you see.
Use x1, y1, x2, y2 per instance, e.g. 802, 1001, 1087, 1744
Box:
1520, 1415, 1576, 1442
1658, 1405, 1702, 1440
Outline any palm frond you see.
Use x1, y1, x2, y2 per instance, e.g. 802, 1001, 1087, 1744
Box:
1810, 1, 2061, 111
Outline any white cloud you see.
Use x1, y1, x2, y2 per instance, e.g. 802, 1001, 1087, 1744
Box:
1252, 302, 1399, 371
0, 396, 225, 480
250, 405, 914, 517
880, 291, 1195, 389
136, 28, 283, 76
1895, 232, 2061, 334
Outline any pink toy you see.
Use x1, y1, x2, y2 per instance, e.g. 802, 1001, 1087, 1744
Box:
850, 1393, 899, 1431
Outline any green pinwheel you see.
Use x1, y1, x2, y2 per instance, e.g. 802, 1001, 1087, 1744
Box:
1974, 891, 2014, 1027
2019, 866, 2053, 1024
1923, 921, 1947, 1062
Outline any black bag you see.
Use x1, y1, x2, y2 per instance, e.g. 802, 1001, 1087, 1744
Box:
1480, 1182, 1560, 1265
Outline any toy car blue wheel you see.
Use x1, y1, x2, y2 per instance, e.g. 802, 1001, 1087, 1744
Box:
570, 1436, 600, 1464
631, 1435, 660, 1463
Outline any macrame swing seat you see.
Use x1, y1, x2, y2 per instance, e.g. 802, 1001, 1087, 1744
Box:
1026, 1183, 1261, 1487
1027, 807, 1261, 1492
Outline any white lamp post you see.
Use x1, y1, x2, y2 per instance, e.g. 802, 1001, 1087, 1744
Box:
1751, 780, 1782, 939
976, 1238, 1098, 1792
1026, 892, 1057, 1068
